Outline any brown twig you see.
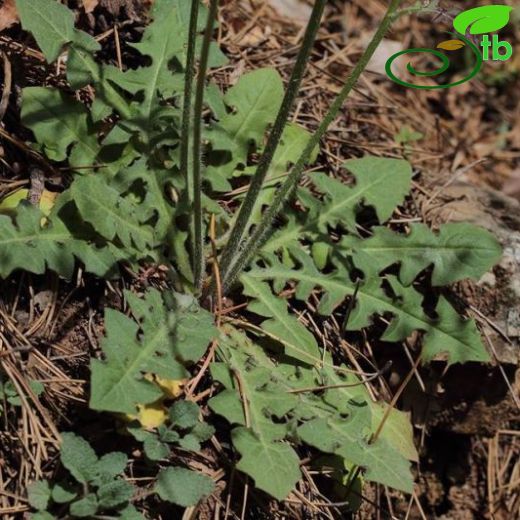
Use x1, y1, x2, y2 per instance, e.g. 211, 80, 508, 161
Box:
0, 51, 12, 123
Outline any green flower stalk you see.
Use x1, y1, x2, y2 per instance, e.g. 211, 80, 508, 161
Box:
192, 0, 219, 290
219, 0, 327, 282
221, 0, 403, 292
180, 0, 201, 197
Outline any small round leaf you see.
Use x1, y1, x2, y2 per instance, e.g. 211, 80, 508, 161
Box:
155, 467, 214, 507
27, 480, 51, 511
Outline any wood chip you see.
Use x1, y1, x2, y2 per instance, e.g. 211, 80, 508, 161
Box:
82, 0, 100, 14
0, 0, 19, 31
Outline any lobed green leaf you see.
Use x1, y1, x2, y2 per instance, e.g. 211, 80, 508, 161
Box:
341, 223, 502, 286
90, 289, 215, 414
210, 327, 414, 498
245, 249, 490, 364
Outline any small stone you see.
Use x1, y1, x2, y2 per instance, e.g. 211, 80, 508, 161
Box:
477, 272, 496, 287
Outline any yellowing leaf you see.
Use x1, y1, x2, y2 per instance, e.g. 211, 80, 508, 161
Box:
39, 190, 58, 215
143, 373, 187, 400
125, 402, 168, 429
119, 375, 187, 428
436, 40, 465, 51
0, 189, 58, 220
155, 377, 187, 399
0, 190, 27, 216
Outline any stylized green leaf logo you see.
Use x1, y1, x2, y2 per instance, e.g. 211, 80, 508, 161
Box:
453, 5, 512, 35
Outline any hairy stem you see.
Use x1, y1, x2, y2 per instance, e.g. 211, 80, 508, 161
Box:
222, 0, 402, 292
219, 0, 327, 280
180, 0, 200, 198
193, 0, 219, 290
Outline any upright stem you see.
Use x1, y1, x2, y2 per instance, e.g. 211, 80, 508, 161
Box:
193, 0, 219, 290
180, 0, 200, 197
221, 0, 402, 292
219, 0, 327, 280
